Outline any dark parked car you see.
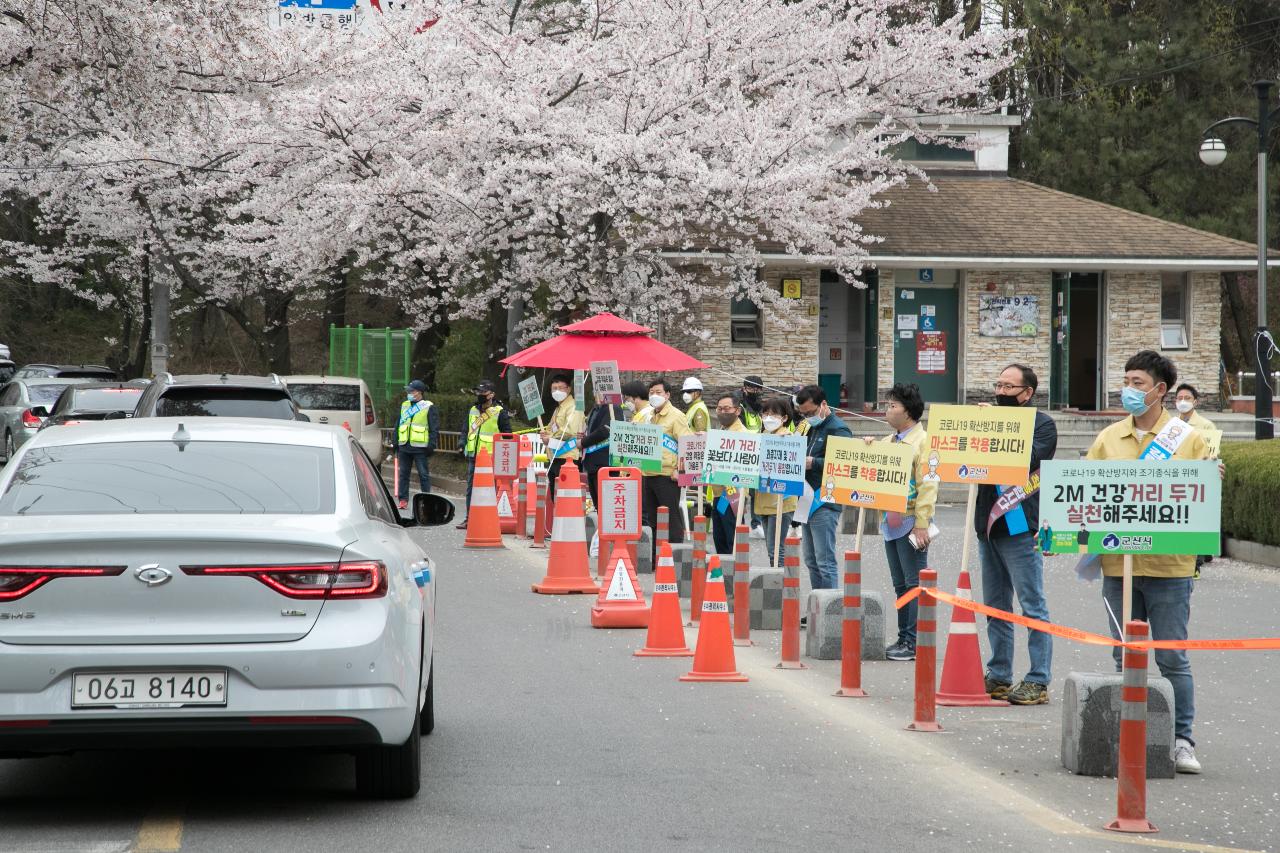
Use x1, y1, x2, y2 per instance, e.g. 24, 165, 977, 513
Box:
39, 383, 145, 429
131, 373, 308, 421
13, 364, 119, 381
0, 360, 15, 385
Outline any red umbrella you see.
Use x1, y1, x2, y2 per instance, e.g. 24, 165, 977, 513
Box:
500, 312, 708, 372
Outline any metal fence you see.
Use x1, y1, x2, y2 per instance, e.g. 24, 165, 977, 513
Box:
328, 325, 414, 407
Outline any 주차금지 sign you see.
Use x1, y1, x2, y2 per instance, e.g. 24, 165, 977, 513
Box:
492, 437, 519, 479
598, 471, 642, 538
609, 421, 664, 473
702, 429, 761, 489
759, 433, 806, 496
678, 433, 707, 487
926, 404, 1035, 486
518, 376, 544, 421
820, 436, 914, 512
1039, 460, 1221, 555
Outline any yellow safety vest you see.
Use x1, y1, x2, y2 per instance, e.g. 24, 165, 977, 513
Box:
741, 408, 762, 432
685, 398, 709, 432
466, 405, 503, 456
398, 399, 433, 447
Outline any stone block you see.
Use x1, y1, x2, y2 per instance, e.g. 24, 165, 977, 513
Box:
748, 567, 783, 630
804, 590, 886, 661
1060, 671, 1175, 779
670, 543, 694, 596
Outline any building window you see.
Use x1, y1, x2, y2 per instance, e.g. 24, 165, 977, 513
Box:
1160, 272, 1189, 350
883, 134, 975, 164
730, 296, 762, 347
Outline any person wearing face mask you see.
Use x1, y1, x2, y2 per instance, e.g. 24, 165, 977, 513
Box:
623, 379, 652, 423
458, 379, 511, 529
682, 377, 710, 433
862, 383, 937, 661
1086, 350, 1214, 775
708, 393, 747, 554
973, 364, 1058, 704
641, 378, 692, 561
793, 384, 851, 590
1173, 383, 1215, 431
541, 373, 586, 533
755, 396, 799, 565
395, 379, 439, 510
740, 376, 766, 539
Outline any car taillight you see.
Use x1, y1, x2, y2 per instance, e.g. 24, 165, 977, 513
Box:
180, 561, 386, 600
364, 394, 376, 427
0, 566, 128, 602
20, 409, 42, 428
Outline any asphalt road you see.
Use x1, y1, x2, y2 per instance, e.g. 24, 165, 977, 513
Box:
0, 498, 1277, 852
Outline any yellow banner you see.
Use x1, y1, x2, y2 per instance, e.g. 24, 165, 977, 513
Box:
925, 404, 1036, 486
820, 436, 914, 513
1201, 428, 1223, 459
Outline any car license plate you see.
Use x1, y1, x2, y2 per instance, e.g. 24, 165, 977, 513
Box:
72, 671, 227, 709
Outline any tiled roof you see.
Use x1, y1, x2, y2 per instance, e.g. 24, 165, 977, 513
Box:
853, 175, 1266, 261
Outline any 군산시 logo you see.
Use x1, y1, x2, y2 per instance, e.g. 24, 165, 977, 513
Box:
1102, 533, 1121, 551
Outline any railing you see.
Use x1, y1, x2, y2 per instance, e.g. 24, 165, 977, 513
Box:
1233, 371, 1280, 397
381, 429, 463, 452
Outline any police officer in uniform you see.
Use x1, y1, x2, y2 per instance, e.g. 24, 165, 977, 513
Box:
395, 380, 439, 510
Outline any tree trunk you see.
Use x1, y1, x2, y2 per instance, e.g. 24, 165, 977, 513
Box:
1222, 272, 1254, 380
127, 251, 152, 379
412, 319, 450, 390
262, 290, 293, 374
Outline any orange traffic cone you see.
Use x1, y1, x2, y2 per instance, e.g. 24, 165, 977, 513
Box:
635, 543, 692, 656
532, 460, 599, 595
679, 557, 748, 683
463, 447, 505, 549
591, 542, 649, 628
937, 567, 1008, 707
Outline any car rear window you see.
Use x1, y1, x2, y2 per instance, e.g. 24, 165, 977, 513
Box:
0, 441, 335, 515
72, 388, 142, 411
156, 388, 296, 419
288, 383, 360, 411
29, 384, 69, 404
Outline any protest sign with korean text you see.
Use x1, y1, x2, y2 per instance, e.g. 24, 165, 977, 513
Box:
597, 468, 642, 539
1202, 428, 1223, 459
518, 376, 544, 421
820, 436, 914, 511
590, 360, 622, 404
609, 421, 664, 473
702, 430, 762, 489
492, 437, 520, 479
678, 433, 707, 487
573, 370, 586, 412
759, 433, 806, 496
926, 404, 1035, 486
1040, 460, 1221, 555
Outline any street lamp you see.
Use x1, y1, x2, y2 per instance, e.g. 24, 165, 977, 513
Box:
1200, 80, 1279, 440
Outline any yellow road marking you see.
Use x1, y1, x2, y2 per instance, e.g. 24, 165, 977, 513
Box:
133, 810, 183, 853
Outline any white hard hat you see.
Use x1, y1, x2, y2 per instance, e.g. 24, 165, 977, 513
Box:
682, 377, 703, 391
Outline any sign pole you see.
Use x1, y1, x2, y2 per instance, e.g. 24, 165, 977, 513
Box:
1122, 554, 1133, 627
773, 505, 784, 568
959, 483, 978, 580
854, 507, 866, 556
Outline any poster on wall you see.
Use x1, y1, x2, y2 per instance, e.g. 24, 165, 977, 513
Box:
979, 295, 1039, 337
916, 331, 946, 374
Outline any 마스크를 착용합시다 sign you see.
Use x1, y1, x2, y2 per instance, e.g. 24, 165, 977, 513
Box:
608, 421, 665, 473
759, 433, 806, 496
1039, 460, 1221, 555
702, 429, 761, 489
925, 404, 1036, 486
678, 433, 707, 487
819, 436, 914, 512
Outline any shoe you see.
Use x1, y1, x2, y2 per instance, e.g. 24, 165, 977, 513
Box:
398, 500, 409, 510
454, 519, 468, 530
984, 674, 1013, 700
1006, 681, 1049, 705
749, 525, 765, 540
799, 616, 808, 628
885, 641, 916, 662
1174, 738, 1202, 774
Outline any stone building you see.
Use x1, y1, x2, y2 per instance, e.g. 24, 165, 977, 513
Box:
662, 114, 1270, 411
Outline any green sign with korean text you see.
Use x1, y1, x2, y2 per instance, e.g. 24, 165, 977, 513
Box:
609, 421, 664, 474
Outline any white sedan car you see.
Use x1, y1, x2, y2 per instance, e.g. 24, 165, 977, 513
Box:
0, 417, 453, 798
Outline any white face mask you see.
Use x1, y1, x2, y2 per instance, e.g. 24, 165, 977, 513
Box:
682, 392, 693, 404
1175, 399, 1194, 414
648, 393, 666, 410
762, 415, 784, 432
551, 389, 568, 403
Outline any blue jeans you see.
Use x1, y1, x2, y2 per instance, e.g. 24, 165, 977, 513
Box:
978, 533, 1052, 686
463, 455, 477, 511
801, 503, 841, 589
1103, 575, 1195, 743
761, 512, 794, 567
884, 534, 928, 646
396, 449, 431, 500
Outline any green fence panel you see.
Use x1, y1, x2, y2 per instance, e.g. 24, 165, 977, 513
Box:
329, 325, 414, 407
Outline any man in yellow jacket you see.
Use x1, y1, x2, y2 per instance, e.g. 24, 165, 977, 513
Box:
1086, 350, 1214, 775
541, 373, 586, 531
642, 378, 691, 558
863, 382, 937, 662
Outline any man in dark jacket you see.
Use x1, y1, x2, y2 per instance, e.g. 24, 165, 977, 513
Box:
794, 384, 852, 589
975, 363, 1059, 706
579, 395, 626, 508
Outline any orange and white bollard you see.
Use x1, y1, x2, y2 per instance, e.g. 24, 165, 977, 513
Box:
515, 475, 527, 539
776, 534, 806, 669
1105, 620, 1158, 834
834, 550, 867, 696
531, 471, 548, 550
906, 568, 942, 732
688, 516, 708, 626
732, 524, 751, 647
656, 505, 670, 556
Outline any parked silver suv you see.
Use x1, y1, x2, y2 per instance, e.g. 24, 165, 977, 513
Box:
131, 373, 309, 421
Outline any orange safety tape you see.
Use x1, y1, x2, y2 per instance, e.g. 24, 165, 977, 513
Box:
895, 587, 1280, 652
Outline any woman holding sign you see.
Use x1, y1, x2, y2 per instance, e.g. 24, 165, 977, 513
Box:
756, 397, 799, 566
864, 383, 937, 662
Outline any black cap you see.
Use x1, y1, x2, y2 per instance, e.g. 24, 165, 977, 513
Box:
405, 379, 427, 392
744, 375, 764, 389
474, 380, 496, 394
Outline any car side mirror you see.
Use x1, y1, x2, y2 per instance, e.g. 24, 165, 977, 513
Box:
410, 493, 456, 527
296, 412, 311, 422
103, 410, 127, 420
29, 406, 49, 418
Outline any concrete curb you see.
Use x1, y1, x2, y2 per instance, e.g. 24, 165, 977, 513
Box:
1225, 537, 1280, 569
